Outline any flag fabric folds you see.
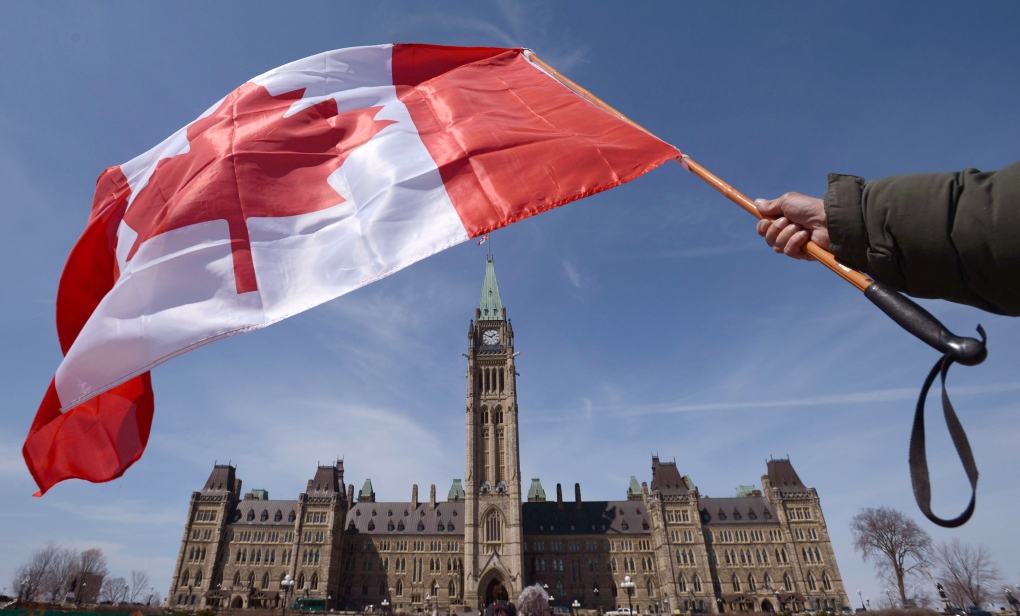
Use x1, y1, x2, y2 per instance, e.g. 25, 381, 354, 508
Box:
25, 43, 681, 494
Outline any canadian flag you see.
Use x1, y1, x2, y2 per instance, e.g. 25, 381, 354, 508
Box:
25, 44, 680, 494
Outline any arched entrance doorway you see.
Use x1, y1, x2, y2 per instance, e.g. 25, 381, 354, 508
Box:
760, 599, 774, 613
477, 571, 512, 611
484, 578, 504, 608
231, 596, 244, 609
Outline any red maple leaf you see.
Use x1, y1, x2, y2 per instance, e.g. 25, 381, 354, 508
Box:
122, 83, 396, 294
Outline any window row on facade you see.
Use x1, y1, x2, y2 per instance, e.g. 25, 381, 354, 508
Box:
228, 529, 295, 543
723, 570, 833, 593
343, 579, 459, 599
345, 540, 462, 553
526, 538, 655, 553
344, 556, 463, 573
710, 529, 779, 543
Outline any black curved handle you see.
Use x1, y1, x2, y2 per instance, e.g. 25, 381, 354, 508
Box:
864, 282, 987, 366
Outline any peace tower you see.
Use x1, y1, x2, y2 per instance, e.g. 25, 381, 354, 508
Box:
463, 255, 524, 607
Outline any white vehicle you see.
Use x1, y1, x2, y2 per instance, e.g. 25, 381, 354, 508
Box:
605, 609, 635, 616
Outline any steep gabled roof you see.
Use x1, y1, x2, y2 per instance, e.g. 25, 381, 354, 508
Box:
650, 457, 690, 496
767, 458, 808, 494
346, 501, 465, 535
521, 501, 651, 535
699, 496, 778, 526
202, 464, 236, 494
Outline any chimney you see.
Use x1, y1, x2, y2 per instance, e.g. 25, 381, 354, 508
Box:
556, 483, 563, 509
412, 484, 419, 510
430, 484, 436, 509
575, 483, 582, 509
642, 481, 649, 497
346, 484, 355, 505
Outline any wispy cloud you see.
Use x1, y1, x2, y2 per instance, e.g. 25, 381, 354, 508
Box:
46, 499, 182, 527
0, 430, 29, 480
520, 380, 1020, 423
563, 261, 581, 288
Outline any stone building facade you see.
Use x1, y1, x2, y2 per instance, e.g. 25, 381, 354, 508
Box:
169, 256, 850, 614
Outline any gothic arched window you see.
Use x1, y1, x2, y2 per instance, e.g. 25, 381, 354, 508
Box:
484, 509, 503, 544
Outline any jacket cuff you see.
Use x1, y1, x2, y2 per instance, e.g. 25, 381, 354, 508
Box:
824, 174, 870, 273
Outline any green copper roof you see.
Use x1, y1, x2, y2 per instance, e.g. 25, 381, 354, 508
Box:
528, 478, 547, 501
628, 476, 642, 496
478, 255, 503, 320
359, 478, 374, 500
735, 484, 757, 497
448, 479, 466, 501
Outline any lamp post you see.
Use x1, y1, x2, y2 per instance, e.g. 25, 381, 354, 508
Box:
884, 589, 894, 609
281, 573, 295, 616
573, 599, 581, 616
621, 576, 636, 615
382, 599, 390, 613
857, 591, 865, 611
937, 583, 951, 614
866, 599, 871, 611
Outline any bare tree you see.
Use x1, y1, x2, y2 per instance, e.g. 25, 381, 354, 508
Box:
45, 546, 79, 603
933, 538, 1002, 607
77, 548, 108, 578
100, 577, 130, 604
11, 542, 62, 602
129, 571, 150, 604
850, 506, 932, 605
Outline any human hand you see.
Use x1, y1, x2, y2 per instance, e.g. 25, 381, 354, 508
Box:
754, 192, 830, 260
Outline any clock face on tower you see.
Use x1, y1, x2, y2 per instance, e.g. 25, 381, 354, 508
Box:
482, 329, 500, 345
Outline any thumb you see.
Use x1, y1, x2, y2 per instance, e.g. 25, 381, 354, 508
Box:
754, 197, 783, 218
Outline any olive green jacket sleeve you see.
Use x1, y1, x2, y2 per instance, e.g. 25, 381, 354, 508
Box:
824, 161, 1020, 316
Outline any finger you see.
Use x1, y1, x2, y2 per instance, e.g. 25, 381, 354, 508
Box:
772, 221, 803, 253
764, 217, 789, 247
756, 219, 772, 237
784, 229, 812, 259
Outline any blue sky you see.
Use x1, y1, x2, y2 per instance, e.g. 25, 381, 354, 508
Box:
2, 1, 1019, 606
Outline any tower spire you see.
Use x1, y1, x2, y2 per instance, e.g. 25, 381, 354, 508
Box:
478, 254, 503, 320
